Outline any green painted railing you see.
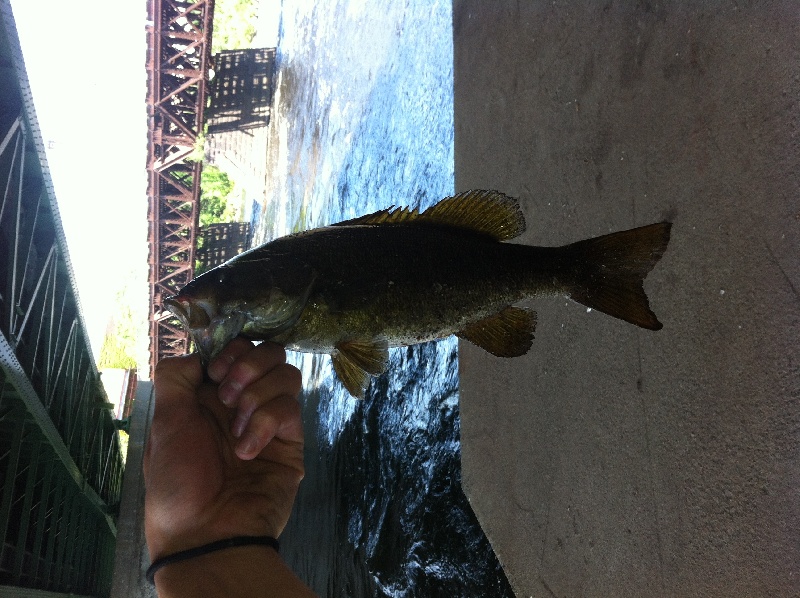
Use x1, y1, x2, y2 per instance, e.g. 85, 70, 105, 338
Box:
0, 3, 124, 596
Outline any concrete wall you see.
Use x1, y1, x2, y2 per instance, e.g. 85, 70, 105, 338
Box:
111, 382, 157, 598
454, 2, 799, 596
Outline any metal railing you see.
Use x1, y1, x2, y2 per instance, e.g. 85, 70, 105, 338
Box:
0, 3, 123, 596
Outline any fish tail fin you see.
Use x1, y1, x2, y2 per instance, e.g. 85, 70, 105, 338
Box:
564, 222, 672, 330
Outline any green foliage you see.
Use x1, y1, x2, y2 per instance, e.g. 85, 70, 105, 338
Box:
200, 165, 236, 227
196, 164, 240, 274
118, 430, 129, 464
212, 0, 258, 53
98, 285, 140, 370
187, 131, 207, 162
98, 334, 137, 369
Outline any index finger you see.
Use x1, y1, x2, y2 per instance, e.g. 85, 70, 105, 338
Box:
206, 337, 257, 383
215, 341, 290, 408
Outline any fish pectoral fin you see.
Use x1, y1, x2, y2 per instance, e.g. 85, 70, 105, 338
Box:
331, 339, 389, 399
456, 307, 537, 358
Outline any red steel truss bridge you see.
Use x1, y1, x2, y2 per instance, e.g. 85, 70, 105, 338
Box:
147, 0, 215, 377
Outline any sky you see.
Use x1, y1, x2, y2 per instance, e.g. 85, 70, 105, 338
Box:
10, 0, 281, 370
10, 0, 148, 363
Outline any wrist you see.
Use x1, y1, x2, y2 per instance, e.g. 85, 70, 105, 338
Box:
153, 544, 274, 594
144, 505, 284, 563
147, 536, 279, 584
153, 544, 316, 597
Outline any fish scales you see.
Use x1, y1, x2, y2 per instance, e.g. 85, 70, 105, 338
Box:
165, 190, 672, 397
257, 223, 561, 351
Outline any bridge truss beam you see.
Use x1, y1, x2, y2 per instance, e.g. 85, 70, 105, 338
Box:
147, 0, 215, 377
0, 4, 123, 594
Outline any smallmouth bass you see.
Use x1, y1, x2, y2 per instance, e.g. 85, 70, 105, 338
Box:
165, 190, 672, 398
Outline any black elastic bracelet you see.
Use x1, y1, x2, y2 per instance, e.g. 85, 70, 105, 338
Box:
146, 535, 279, 584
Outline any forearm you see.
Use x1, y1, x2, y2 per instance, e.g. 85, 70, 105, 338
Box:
153, 545, 317, 597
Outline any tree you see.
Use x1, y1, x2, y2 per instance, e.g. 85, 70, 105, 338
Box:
200, 165, 235, 226
98, 275, 145, 370
211, 0, 258, 54
98, 332, 137, 369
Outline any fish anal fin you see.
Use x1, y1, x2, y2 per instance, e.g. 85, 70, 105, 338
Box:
331, 338, 389, 399
457, 307, 536, 357
331, 354, 370, 399
334, 190, 526, 241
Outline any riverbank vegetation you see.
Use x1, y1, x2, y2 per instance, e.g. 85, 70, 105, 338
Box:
211, 0, 258, 53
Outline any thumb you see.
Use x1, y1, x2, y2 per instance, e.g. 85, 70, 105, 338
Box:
151, 353, 206, 433
153, 353, 203, 406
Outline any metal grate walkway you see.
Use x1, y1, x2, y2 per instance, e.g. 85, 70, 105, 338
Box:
0, 3, 124, 596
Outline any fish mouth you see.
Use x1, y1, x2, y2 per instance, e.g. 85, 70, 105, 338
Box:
163, 295, 188, 322
164, 295, 213, 328
163, 294, 246, 364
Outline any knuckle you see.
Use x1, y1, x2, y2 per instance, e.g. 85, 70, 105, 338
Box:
154, 353, 200, 382
154, 355, 179, 375
237, 387, 261, 413
286, 396, 302, 419
257, 341, 287, 363
275, 363, 303, 392
247, 411, 277, 446
229, 336, 254, 350
213, 338, 249, 363
228, 357, 261, 384
292, 465, 305, 485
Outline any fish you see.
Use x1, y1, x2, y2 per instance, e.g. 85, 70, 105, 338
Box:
164, 190, 672, 398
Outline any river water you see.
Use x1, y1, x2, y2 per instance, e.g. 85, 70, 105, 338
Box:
254, 1, 514, 596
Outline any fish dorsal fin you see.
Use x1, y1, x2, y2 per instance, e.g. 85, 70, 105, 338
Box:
331, 338, 389, 399
456, 307, 537, 357
334, 190, 526, 240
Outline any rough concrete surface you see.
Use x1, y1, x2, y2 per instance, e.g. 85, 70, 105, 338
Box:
111, 382, 157, 598
454, 2, 799, 597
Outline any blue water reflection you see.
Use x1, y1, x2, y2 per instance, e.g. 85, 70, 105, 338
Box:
257, 1, 513, 595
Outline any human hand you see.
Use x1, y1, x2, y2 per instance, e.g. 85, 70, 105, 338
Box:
144, 339, 304, 562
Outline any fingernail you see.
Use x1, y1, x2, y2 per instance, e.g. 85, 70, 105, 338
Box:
208, 354, 235, 382
219, 381, 239, 407
237, 433, 258, 458
232, 414, 247, 438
